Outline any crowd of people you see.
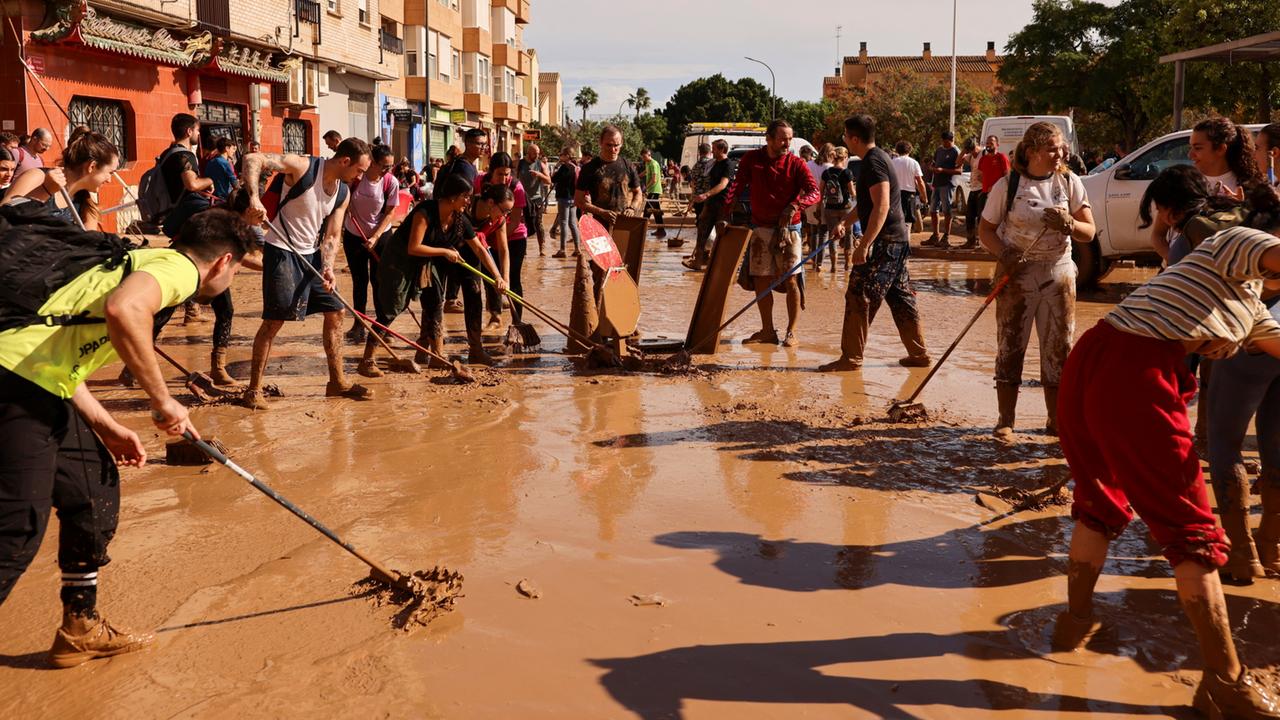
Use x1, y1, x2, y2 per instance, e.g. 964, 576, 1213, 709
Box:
3, 106, 1280, 719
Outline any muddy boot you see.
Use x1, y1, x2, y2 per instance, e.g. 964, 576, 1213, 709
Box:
1220, 468, 1266, 585
356, 358, 384, 378
1194, 669, 1280, 720
209, 348, 239, 386
241, 387, 269, 410
1044, 386, 1060, 437
182, 300, 206, 325
326, 380, 374, 400
49, 610, 154, 669
1051, 558, 1104, 652
468, 344, 495, 367
1260, 480, 1280, 575
344, 323, 367, 345
994, 382, 1019, 440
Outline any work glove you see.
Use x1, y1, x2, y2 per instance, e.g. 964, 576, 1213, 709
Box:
1043, 206, 1074, 236
995, 245, 1024, 281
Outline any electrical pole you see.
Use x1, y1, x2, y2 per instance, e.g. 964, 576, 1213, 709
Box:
949, 0, 957, 134
424, 0, 431, 165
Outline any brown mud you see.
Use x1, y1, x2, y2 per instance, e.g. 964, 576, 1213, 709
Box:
2, 239, 1276, 718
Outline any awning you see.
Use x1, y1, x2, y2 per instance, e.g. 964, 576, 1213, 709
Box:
31, 1, 207, 67
193, 41, 294, 84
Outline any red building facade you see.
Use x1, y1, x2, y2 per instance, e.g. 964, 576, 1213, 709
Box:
1, 0, 319, 232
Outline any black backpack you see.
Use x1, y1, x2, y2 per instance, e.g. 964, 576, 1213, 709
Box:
137, 145, 197, 223
822, 169, 846, 209
0, 200, 135, 332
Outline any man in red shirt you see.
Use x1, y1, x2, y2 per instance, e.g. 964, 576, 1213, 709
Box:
723, 120, 820, 347
970, 135, 1011, 247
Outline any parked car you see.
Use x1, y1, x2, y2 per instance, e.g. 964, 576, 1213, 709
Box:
1075, 124, 1263, 286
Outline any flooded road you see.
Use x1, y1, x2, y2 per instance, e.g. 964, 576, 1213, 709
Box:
2, 238, 1274, 719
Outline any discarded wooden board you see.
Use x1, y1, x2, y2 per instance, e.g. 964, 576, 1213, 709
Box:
683, 225, 752, 354
610, 215, 649, 286
597, 268, 640, 339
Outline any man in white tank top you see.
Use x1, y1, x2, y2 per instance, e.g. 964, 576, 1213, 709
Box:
239, 138, 372, 410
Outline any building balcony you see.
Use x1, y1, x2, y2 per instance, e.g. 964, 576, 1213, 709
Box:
462, 26, 490, 53
514, 0, 530, 23
381, 30, 404, 54
296, 0, 321, 24
408, 77, 463, 108
493, 42, 522, 71
465, 92, 493, 116
494, 101, 529, 123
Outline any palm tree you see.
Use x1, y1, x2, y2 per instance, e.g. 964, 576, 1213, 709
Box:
627, 88, 652, 122
574, 87, 598, 123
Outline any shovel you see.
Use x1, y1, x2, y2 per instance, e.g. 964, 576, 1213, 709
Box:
180, 430, 463, 623
153, 346, 226, 402
888, 227, 1050, 423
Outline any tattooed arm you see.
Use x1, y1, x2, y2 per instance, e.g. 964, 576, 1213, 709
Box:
319, 192, 349, 292
240, 153, 309, 223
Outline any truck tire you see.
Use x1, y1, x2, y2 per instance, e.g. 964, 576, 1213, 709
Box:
1073, 237, 1107, 290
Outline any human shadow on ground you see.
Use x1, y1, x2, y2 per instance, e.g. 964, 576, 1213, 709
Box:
591, 588, 1280, 719
654, 517, 1168, 594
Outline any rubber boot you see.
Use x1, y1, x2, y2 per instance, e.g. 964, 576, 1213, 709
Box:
49, 610, 154, 668
994, 382, 1019, 440
1220, 466, 1265, 585
1260, 479, 1280, 575
1044, 385, 1059, 437
209, 348, 239, 386
182, 300, 205, 325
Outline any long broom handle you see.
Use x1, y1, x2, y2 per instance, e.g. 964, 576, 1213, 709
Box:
456, 259, 595, 347
153, 345, 195, 377
895, 226, 1051, 406
349, 308, 455, 367
262, 217, 407, 364
687, 234, 835, 353
182, 431, 403, 584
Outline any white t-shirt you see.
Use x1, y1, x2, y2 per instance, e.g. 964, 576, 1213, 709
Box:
891, 156, 923, 194
1205, 171, 1239, 197
982, 171, 1089, 262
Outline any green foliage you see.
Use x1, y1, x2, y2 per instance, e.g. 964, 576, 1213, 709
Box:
654, 74, 775, 157
781, 100, 835, 146
1000, 0, 1177, 150
573, 87, 599, 122
1169, 0, 1280, 122
626, 88, 653, 122
824, 69, 997, 161
530, 116, 670, 163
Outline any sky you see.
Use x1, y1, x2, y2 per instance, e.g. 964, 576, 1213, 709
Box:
524, 0, 1119, 119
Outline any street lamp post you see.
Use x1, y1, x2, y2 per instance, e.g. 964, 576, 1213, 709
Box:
424, 0, 431, 165
949, 0, 957, 134
744, 56, 776, 120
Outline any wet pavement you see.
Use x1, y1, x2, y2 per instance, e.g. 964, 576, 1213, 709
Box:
1, 233, 1274, 719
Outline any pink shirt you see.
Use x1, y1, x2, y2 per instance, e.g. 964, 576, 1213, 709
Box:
344, 172, 401, 238
475, 175, 527, 241
14, 146, 44, 179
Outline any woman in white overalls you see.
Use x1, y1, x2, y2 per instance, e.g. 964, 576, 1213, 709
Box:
979, 122, 1096, 440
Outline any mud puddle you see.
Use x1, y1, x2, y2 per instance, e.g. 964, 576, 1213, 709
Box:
6, 240, 1273, 719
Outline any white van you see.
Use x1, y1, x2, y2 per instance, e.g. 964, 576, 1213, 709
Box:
679, 123, 814, 168
980, 115, 1079, 156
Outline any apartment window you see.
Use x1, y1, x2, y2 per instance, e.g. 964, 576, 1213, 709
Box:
348, 92, 372, 139
283, 119, 309, 155
68, 97, 128, 158
504, 69, 517, 103
437, 35, 451, 81
479, 55, 490, 94
327, 0, 337, 12
451, 49, 461, 83
427, 30, 438, 79
357, 0, 367, 24
406, 51, 418, 77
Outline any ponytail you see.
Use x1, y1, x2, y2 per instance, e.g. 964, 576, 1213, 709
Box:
1193, 117, 1264, 192
1012, 121, 1066, 176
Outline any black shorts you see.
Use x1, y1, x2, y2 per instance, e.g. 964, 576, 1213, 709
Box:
261, 243, 345, 321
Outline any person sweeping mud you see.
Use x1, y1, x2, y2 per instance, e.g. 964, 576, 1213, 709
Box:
0, 208, 253, 667
978, 121, 1095, 439
1052, 222, 1280, 718
341, 144, 400, 345
820, 114, 930, 371
476, 153, 527, 333
723, 120, 819, 348
361, 174, 506, 370
240, 139, 372, 410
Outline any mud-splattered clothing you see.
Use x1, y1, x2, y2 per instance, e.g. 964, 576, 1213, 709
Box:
1207, 298, 1280, 503
576, 157, 641, 230
723, 149, 819, 228
1058, 320, 1229, 568
839, 241, 926, 362
983, 170, 1086, 387
994, 257, 1076, 386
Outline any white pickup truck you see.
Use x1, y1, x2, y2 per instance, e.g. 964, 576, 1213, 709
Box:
1075, 125, 1263, 286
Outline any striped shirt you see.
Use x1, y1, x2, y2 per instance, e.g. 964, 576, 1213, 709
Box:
1105, 226, 1280, 356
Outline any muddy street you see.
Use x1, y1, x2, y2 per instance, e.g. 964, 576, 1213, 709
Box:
1, 237, 1273, 719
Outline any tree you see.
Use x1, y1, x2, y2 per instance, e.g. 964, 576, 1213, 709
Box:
626, 88, 652, 122
1168, 0, 1280, 123
656, 74, 775, 157
999, 0, 1178, 150
782, 100, 835, 146
574, 87, 599, 123
825, 70, 997, 162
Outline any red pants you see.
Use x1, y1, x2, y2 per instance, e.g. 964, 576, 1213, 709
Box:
1058, 321, 1228, 568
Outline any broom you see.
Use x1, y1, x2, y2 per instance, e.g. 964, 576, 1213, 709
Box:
152, 346, 227, 403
